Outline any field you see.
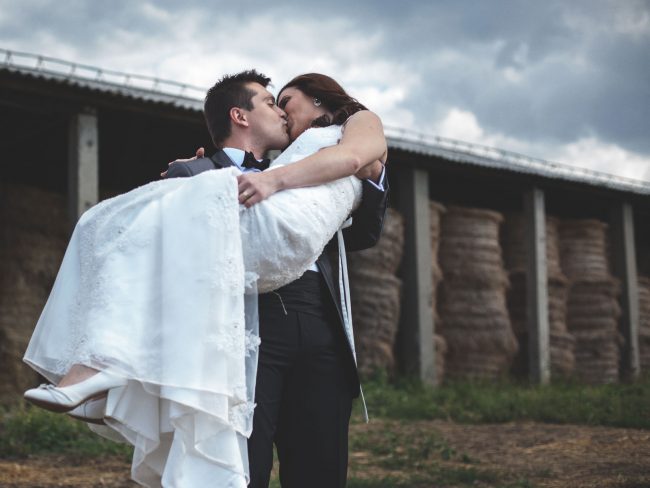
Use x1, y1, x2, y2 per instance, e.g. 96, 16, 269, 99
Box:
2, 377, 649, 487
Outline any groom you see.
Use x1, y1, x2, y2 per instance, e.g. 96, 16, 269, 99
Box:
166, 70, 388, 488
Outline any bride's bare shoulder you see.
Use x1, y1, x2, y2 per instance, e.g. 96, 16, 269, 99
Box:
341, 110, 382, 132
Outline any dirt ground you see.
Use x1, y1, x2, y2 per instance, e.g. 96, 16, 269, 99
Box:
425, 420, 650, 487
1, 420, 649, 487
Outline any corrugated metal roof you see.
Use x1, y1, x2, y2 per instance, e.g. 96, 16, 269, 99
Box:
2, 48, 649, 196
0, 49, 203, 111
385, 129, 650, 196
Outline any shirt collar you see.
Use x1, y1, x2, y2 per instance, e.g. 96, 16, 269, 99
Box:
222, 147, 246, 170
223, 147, 267, 173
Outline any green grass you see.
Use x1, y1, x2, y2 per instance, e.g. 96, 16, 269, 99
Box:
269, 419, 535, 488
347, 419, 503, 486
350, 420, 475, 469
3, 375, 649, 487
356, 371, 650, 429
0, 405, 132, 459
3, 374, 649, 459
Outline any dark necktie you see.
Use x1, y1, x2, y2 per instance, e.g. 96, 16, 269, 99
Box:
242, 151, 270, 171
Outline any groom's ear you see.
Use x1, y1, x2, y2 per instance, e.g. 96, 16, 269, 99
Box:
229, 107, 249, 128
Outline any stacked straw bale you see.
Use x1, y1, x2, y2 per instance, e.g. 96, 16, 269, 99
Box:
438, 205, 518, 381
0, 184, 68, 404
430, 201, 447, 383
559, 219, 622, 384
639, 250, 650, 276
430, 202, 445, 288
348, 208, 405, 377
638, 276, 650, 371
502, 214, 575, 377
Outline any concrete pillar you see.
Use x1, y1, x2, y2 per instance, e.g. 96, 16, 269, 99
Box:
610, 202, 640, 380
68, 108, 98, 226
396, 167, 436, 385
524, 188, 550, 384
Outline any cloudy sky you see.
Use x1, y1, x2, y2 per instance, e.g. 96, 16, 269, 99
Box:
1, 0, 649, 181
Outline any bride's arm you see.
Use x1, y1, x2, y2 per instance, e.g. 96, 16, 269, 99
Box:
238, 110, 387, 207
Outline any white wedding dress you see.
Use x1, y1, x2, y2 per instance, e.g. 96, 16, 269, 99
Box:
23, 125, 362, 487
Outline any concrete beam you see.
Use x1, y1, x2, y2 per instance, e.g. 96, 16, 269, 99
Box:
396, 167, 436, 385
68, 108, 98, 226
610, 202, 640, 380
524, 188, 550, 384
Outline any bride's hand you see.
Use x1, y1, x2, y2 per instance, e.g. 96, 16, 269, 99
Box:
160, 147, 205, 177
237, 171, 282, 208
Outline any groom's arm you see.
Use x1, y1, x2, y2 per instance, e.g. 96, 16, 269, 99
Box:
165, 157, 219, 178
165, 161, 194, 178
343, 167, 389, 251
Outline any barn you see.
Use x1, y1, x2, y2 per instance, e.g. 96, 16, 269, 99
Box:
1, 49, 649, 403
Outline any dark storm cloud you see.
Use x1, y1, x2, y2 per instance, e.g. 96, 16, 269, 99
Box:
344, 0, 650, 155
1, 0, 648, 169
212, 0, 650, 156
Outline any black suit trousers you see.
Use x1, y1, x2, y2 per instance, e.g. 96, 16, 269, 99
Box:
247, 272, 354, 488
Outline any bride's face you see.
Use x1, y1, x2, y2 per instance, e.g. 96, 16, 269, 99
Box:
277, 87, 332, 141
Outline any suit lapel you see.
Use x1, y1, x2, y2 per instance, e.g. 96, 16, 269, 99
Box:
210, 150, 237, 169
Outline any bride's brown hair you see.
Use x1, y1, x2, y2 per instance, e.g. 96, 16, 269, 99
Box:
278, 73, 367, 127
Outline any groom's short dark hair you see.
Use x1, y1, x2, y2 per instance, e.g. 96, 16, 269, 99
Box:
204, 69, 272, 148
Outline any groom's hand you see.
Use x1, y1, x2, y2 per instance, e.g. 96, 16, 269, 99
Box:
160, 147, 205, 177
237, 172, 281, 208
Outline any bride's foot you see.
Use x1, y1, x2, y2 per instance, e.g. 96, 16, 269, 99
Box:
67, 396, 108, 425
58, 364, 99, 388
24, 371, 127, 413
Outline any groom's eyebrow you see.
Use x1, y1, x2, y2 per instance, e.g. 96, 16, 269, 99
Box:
264, 95, 276, 103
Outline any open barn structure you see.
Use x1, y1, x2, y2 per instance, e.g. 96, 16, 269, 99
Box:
1, 49, 649, 402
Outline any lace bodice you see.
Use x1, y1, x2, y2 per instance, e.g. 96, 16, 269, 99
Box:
241, 125, 362, 292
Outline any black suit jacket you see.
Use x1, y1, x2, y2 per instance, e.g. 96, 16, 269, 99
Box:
167, 149, 390, 394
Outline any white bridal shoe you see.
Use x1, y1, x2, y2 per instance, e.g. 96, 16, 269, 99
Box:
24, 371, 127, 413
67, 396, 108, 425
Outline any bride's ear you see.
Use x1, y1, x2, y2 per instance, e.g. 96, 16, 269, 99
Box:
229, 107, 249, 128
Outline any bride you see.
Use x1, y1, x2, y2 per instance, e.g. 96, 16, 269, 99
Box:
22, 70, 387, 487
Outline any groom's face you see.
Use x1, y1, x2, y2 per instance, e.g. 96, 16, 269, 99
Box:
245, 82, 290, 151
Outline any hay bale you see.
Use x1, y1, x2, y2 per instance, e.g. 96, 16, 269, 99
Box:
444, 350, 513, 381
571, 329, 623, 384
494, 212, 577, 379
439, 206, 509, 290
559, 219, 611, 279
505, 270, 575, 378
564, 275, 622, 384
346, 208, 405, 377
556, 218, 622, 384
348, 207, 404, 275
437, 205, 517, 381
430, 201, 446, 287
638, 276, 650, 371
510, 330, 575, 378
549, 330, 576, 376
0, 184, 68, 404
441, 268, 510, 290
350, 268, 402, 377
430, 201, 447, 384
439, 287, 511, 318
355, 341, 395, 376
434, 333, 447, 385
639, 250, 650, 276
502, 213, 562, 276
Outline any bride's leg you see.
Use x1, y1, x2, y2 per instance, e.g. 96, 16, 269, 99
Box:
57, 364, 99, 387
24, 364, 126, 412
